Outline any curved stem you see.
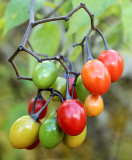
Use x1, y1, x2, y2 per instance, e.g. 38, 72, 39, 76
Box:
65, 57, 74, 72
54, 92, 64, 103
8, 2, 100, 81
46, 88, 64, 103
62, 56, 74, 72
8, 1, 110, 108
94, 27, 110, 50
30, 89, 41, 115
85, 36, 93, 61
31, 94, 53, 122
30, 88, 64, 122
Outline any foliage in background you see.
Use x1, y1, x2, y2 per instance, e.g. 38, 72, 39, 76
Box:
0, 0, 132, 160
4, 0, 45, 35
30, 22, 61, 56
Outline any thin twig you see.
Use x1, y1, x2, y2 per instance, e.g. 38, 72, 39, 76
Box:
8, 1, 109, 98
44, 0, 66, 19
30, 0, 35, 23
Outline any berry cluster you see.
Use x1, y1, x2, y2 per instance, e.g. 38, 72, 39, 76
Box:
8, 0, 124, 150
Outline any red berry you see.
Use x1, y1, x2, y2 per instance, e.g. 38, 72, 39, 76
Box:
57, 99, 87, 136
26, 138, 40, 150
97, 50, 124, 82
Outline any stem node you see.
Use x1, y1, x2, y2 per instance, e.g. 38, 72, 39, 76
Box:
65, 16, 69, 21
80, 3, 85, 6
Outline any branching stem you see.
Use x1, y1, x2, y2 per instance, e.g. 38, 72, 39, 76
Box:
8, 0, 110, 105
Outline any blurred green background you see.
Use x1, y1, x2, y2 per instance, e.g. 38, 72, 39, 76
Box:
0, 0, 132, 160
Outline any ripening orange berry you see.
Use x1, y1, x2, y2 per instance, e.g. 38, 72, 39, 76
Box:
84, 94, 104, 117
81, 59, 111, 95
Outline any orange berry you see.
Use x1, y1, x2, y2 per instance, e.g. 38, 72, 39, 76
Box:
84, 94, 104, 117
81, 59, 111, 95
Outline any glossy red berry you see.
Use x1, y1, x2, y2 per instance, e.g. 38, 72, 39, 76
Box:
81, 59, 111, 95
57, 99, 87, 136
97, 50, 124, 82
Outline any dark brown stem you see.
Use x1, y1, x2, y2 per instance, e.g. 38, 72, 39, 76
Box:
32, 3, 94, 27
30, 89, 41, 115
71, 73, 80, 98
40, 55, 68, 72
8, 48, 20, 62
8, 2, 97, 81
65, 3, 84, 20
27, 41, 49, 57
32, 16, 66, 27
27, 40, 34, 52
82, 3, 95, 29
31, 94, 53, 122
30, 88, 64, 122
22, 46, 41, 61
94, 27, 110, 50
20, 24, 33, 47
8, 1, 109, 97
